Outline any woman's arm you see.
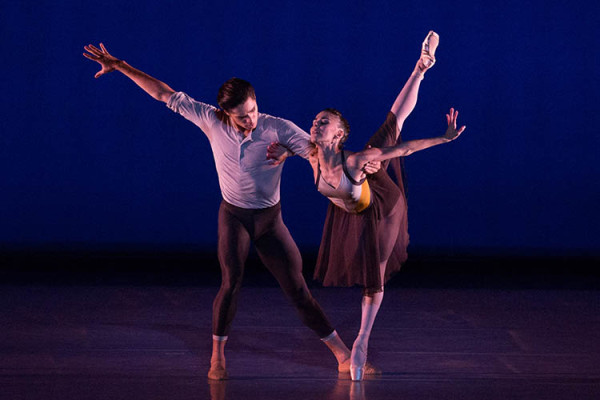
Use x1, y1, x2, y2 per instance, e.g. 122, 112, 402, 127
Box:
83, 43, 175, 103
267, 142, 382, 174
351, 108, 466, 165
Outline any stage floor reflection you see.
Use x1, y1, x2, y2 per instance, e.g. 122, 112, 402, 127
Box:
1, 283, 599, 399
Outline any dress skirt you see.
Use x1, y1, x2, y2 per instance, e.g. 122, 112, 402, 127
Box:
313, 112, 409, 291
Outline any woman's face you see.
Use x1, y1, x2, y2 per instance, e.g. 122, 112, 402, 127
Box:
310, 111, 344, 144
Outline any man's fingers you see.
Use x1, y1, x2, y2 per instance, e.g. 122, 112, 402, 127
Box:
99, 43, 108, 53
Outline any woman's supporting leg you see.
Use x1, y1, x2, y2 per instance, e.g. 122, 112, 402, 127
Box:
350, 287, 384, 381
350, 202, 404, 380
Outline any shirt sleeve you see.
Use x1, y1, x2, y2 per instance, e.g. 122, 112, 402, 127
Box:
166, 92, 218, 140
277, 119, 313, 160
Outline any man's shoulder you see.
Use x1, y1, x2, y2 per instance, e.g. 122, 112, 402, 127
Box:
259, 112, 292, 125
170, 92, 217, 110
258, 113, 305, 135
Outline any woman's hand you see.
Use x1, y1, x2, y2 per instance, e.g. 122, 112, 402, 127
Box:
83, 43, 121, 78
443, 108, 466, 141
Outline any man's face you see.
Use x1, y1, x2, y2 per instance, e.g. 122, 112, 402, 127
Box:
225, 97, 258, 135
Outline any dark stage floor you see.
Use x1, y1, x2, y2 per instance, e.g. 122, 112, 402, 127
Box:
1, 251, 599, 399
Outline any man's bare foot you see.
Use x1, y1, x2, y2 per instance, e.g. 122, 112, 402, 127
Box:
208, 360, 228, 380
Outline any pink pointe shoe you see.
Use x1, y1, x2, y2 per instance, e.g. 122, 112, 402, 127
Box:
419, 30, 439, 72
339, 358, 381, 376
350, 343, 367, 381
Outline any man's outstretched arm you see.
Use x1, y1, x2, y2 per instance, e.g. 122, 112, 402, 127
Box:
83, 43, 175, 103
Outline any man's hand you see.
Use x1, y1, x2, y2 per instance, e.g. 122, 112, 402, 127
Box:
362, 145, 381, 174
362, 160, 381, 174
266, 142, 292, 166
83, 43, 121, 78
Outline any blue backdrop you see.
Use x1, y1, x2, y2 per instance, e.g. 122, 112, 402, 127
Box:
2, 1, 599, 256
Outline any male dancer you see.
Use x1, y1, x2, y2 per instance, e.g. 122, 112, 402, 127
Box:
83, 43, 378, 380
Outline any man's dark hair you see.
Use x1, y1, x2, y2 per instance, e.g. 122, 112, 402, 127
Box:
217, 77, 256, 111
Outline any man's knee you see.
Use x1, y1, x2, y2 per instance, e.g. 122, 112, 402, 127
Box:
286, 285, 315, 308
219, 264, 244, 293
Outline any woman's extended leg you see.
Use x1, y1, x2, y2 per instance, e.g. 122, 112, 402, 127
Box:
390, 30, 439, 136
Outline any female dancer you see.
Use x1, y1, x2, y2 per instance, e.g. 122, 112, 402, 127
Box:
269, 31, 466, 381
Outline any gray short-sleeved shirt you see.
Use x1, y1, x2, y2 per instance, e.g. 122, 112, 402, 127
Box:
167, 92, 312, 209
